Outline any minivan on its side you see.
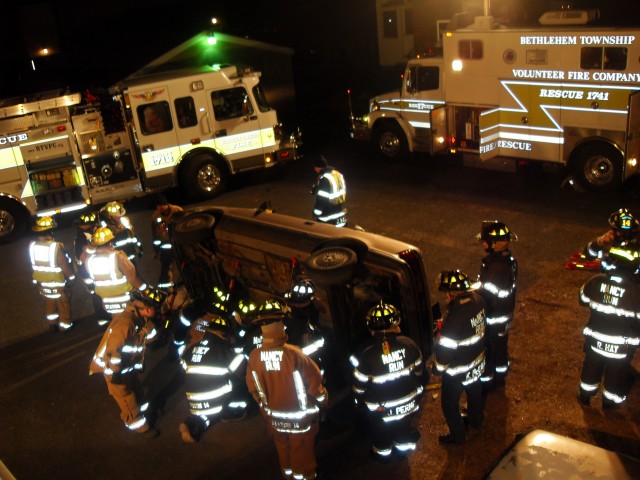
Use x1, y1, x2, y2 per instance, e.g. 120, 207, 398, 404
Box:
169, 205, 434, 384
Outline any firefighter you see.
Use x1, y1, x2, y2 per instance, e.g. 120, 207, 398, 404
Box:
583, 208, 639, 260
477, 220, 518, 388
84, 226, 147, 316
29, 216, 76, 332
100, 201, 142, 265
284, 279, 326, 376
179, 296, 249, 443
352, 302, 424, 459
150, 194, 184, 290
577, 246, 640, 409
246, 299, 327, 480
89, 286, 167, 437
311, 155, 347, 227
73, 211, 109, 324
435, 270, 487, 445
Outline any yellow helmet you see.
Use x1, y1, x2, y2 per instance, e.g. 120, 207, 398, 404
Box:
92, 227, 115, 245
103, 201, 126, 217
33, 216, 57, 232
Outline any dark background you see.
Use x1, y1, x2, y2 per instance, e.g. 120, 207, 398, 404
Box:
1, 0, 638, 148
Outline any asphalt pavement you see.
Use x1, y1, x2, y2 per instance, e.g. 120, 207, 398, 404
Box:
2, 135, 640, 479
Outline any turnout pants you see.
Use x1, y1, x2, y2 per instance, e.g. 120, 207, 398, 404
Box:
370, 414, 420, 457
105, 374, 150, 432
483, 325, 510, 383
268, 421, 318, 480
44, 291, 71, 329
441, 374, 484, 442
579, 346, 633, 406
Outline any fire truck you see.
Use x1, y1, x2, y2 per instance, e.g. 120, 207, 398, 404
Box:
350, 10, 640, 192
0, 65, 300, 243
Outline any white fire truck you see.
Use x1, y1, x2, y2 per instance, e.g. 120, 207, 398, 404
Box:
0, 65, 300, 243
350, 10, 640, 192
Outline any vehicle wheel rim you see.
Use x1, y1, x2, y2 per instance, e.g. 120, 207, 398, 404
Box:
316, 249, 349, 268
584, 155, 614, 186
197, 164, 221, 192
379, 132, 400, 157
0, 209, 15, 237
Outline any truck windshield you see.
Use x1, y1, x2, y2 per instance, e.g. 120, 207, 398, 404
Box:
252, 85, 272, 113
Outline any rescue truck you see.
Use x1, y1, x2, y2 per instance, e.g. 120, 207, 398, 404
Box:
0, 65, 300, 243
350, 10, 640, 192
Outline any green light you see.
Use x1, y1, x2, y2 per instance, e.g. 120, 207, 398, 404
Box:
207, 35, 217, 46
212, 64, 221, 71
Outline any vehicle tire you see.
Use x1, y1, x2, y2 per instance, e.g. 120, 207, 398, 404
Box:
571, 143, 623, 193
172, 214, 216, 244
0, 198, 28, 244
182, 155, 227, 200
305, 246, 357, 285
373, 123, 409, 160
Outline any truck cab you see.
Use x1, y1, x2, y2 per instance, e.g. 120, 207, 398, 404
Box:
120, 65, 299, 200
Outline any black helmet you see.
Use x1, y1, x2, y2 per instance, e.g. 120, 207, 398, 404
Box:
608, 208, 639, 239
79, 211, 98, 226
438, 270, 474, 292
251, 299, 285, 325
132, 287, 167, 309
205, 298, 229, 317
206, 313, 229, 330
601, 246, 640, 273
366, 302, 401, 332
285, 279, 316, 305
478, 220, 516, 243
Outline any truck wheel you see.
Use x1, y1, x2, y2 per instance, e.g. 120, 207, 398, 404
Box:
572, 143, 623, 192
182, 156, 227, 200
173, 214, 216, 244
305, 246, 357, 285
0, 198, 28, 244
373, 123, 408, 160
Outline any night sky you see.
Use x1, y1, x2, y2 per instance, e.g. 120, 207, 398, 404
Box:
2, 0, 638, 101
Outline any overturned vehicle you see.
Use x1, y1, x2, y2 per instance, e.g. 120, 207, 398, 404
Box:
169, 205, 434, 385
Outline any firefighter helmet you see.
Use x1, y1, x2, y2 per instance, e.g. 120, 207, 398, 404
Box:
235, 298, 258, 326
213, 286, 229, 303
601, 246, 640, 273
92, 227, 115, 246
608, 208, 639, 238
207, 314, 229, 330
438, 270, 474, 292
285, 279, 316, 305
103, 201, 126, 217
478, 220, 516, 243
132, 286, 167, 309
251, 299, 285, 325
33, 216, 57, 232
366, 302, 401, 332
206, 298, 229, 317
79, 211, 98, 226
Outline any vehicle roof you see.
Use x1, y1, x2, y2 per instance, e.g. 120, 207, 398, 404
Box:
485, 429, 640, 479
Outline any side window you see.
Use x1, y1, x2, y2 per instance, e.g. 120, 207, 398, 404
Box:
458, 40, 483, 60
416, 66, 439, 91
137, 102, 173, 135
604, 47, 627, 70
174, 96, 197, 128
211, 87, 254, 121
406, 66, 439, 92
252, 85, 272, 113
581, 47, 627, 70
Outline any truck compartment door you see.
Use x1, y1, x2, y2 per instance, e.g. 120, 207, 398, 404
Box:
429, 106, 448, 154
625, 90, 640, 180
